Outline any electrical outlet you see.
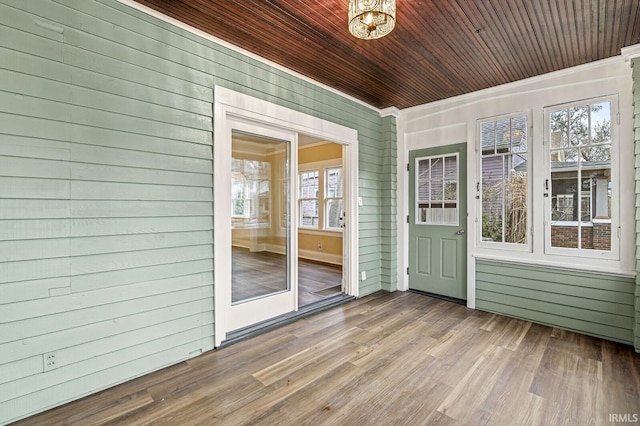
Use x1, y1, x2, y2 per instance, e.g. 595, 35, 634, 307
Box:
43, 352, 58, 372
361, 271, 367, 281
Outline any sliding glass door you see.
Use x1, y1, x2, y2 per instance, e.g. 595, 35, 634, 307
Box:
213, 87, 359, 347
224, 121, 297, 332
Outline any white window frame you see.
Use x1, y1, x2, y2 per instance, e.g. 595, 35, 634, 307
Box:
297, 160, 344, 234
476, 112, 532, 252
543, 95, 619, 260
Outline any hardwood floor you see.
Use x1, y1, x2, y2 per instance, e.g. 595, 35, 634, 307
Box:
297, 258, 342, 306
231, 247, 288, 303
15, 292, 640, 425
232, 246, 343, 307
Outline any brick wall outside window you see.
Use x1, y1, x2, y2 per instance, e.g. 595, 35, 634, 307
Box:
551, 223, 611, 250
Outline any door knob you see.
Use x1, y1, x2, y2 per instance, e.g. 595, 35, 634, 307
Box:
456, 229, 465, 235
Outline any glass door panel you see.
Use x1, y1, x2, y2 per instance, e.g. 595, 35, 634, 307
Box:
224, 124, 297, 334
231, 131, 290, 304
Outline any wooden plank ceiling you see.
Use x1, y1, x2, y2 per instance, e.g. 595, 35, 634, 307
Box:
133, 0, 640, 110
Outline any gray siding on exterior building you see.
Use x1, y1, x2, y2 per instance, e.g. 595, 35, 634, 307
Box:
0, 0, 396, 423
476, 260, 636, 345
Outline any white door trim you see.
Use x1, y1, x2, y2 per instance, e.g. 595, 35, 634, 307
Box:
213, 87, 359, 347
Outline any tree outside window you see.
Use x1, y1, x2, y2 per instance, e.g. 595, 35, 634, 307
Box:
480, 115, 528, 245
548, 101, 612, 251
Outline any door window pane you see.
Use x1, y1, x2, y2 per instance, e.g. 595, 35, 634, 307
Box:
416, 154, 458, 225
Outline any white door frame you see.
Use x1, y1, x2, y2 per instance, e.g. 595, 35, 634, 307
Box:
213, 87, 359, 347
398, 124, 476, 308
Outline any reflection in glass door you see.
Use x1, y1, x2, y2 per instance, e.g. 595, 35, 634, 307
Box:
231, 131, 290, 304
223, 124, 297, 335
213, 87, 359, 347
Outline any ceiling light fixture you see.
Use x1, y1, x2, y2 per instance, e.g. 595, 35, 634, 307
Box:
348, 0, 396, 40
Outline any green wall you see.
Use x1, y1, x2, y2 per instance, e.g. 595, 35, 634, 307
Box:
476, 260, 636, 345
0, 0, 396, 422
634, 58, 640, 352
378, 114, 398, 292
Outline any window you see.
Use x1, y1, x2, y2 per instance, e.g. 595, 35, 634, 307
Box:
475, 97, 620, 264
231, 158, 270, 228
298, 164, 343, 231
325, 166, 343, 229
299, 169, 319, 227
416, 154, 458, 225
551, 182, 592, 222
479, 114, 528, 245
547, 99, 613, 252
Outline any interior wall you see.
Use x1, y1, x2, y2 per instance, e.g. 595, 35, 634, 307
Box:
397, 57, 637, 348
298, 142, 342, 163
0, 0, 396, 422
298, 142, 343, 265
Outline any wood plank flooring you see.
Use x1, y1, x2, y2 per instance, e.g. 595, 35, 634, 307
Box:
232, 246, 342, 307
14, 291, 640, 425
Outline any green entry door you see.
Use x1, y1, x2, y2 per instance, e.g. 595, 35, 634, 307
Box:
408, 143, 467, 300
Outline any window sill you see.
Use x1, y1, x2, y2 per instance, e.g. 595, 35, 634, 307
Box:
593, 218, 612, 224
476, 241, 532, 252
550, 221, 593, 227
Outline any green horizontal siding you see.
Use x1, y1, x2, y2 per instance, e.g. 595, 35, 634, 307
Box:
634, 58, 640, 352
0, 0, 395, 422
476, 260, 636, 345
379, 115, 397, 292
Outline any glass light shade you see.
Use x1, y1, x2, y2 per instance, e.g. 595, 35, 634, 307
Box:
348, 0, 396, 40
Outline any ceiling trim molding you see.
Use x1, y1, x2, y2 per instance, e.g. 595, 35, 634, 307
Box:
380, 107, 401, 118
400, 55, 623, 116
621, 43, 640, 65
115, 0, 382, 114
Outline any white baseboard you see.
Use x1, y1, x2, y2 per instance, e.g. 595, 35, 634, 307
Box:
298, 249, 343, 266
